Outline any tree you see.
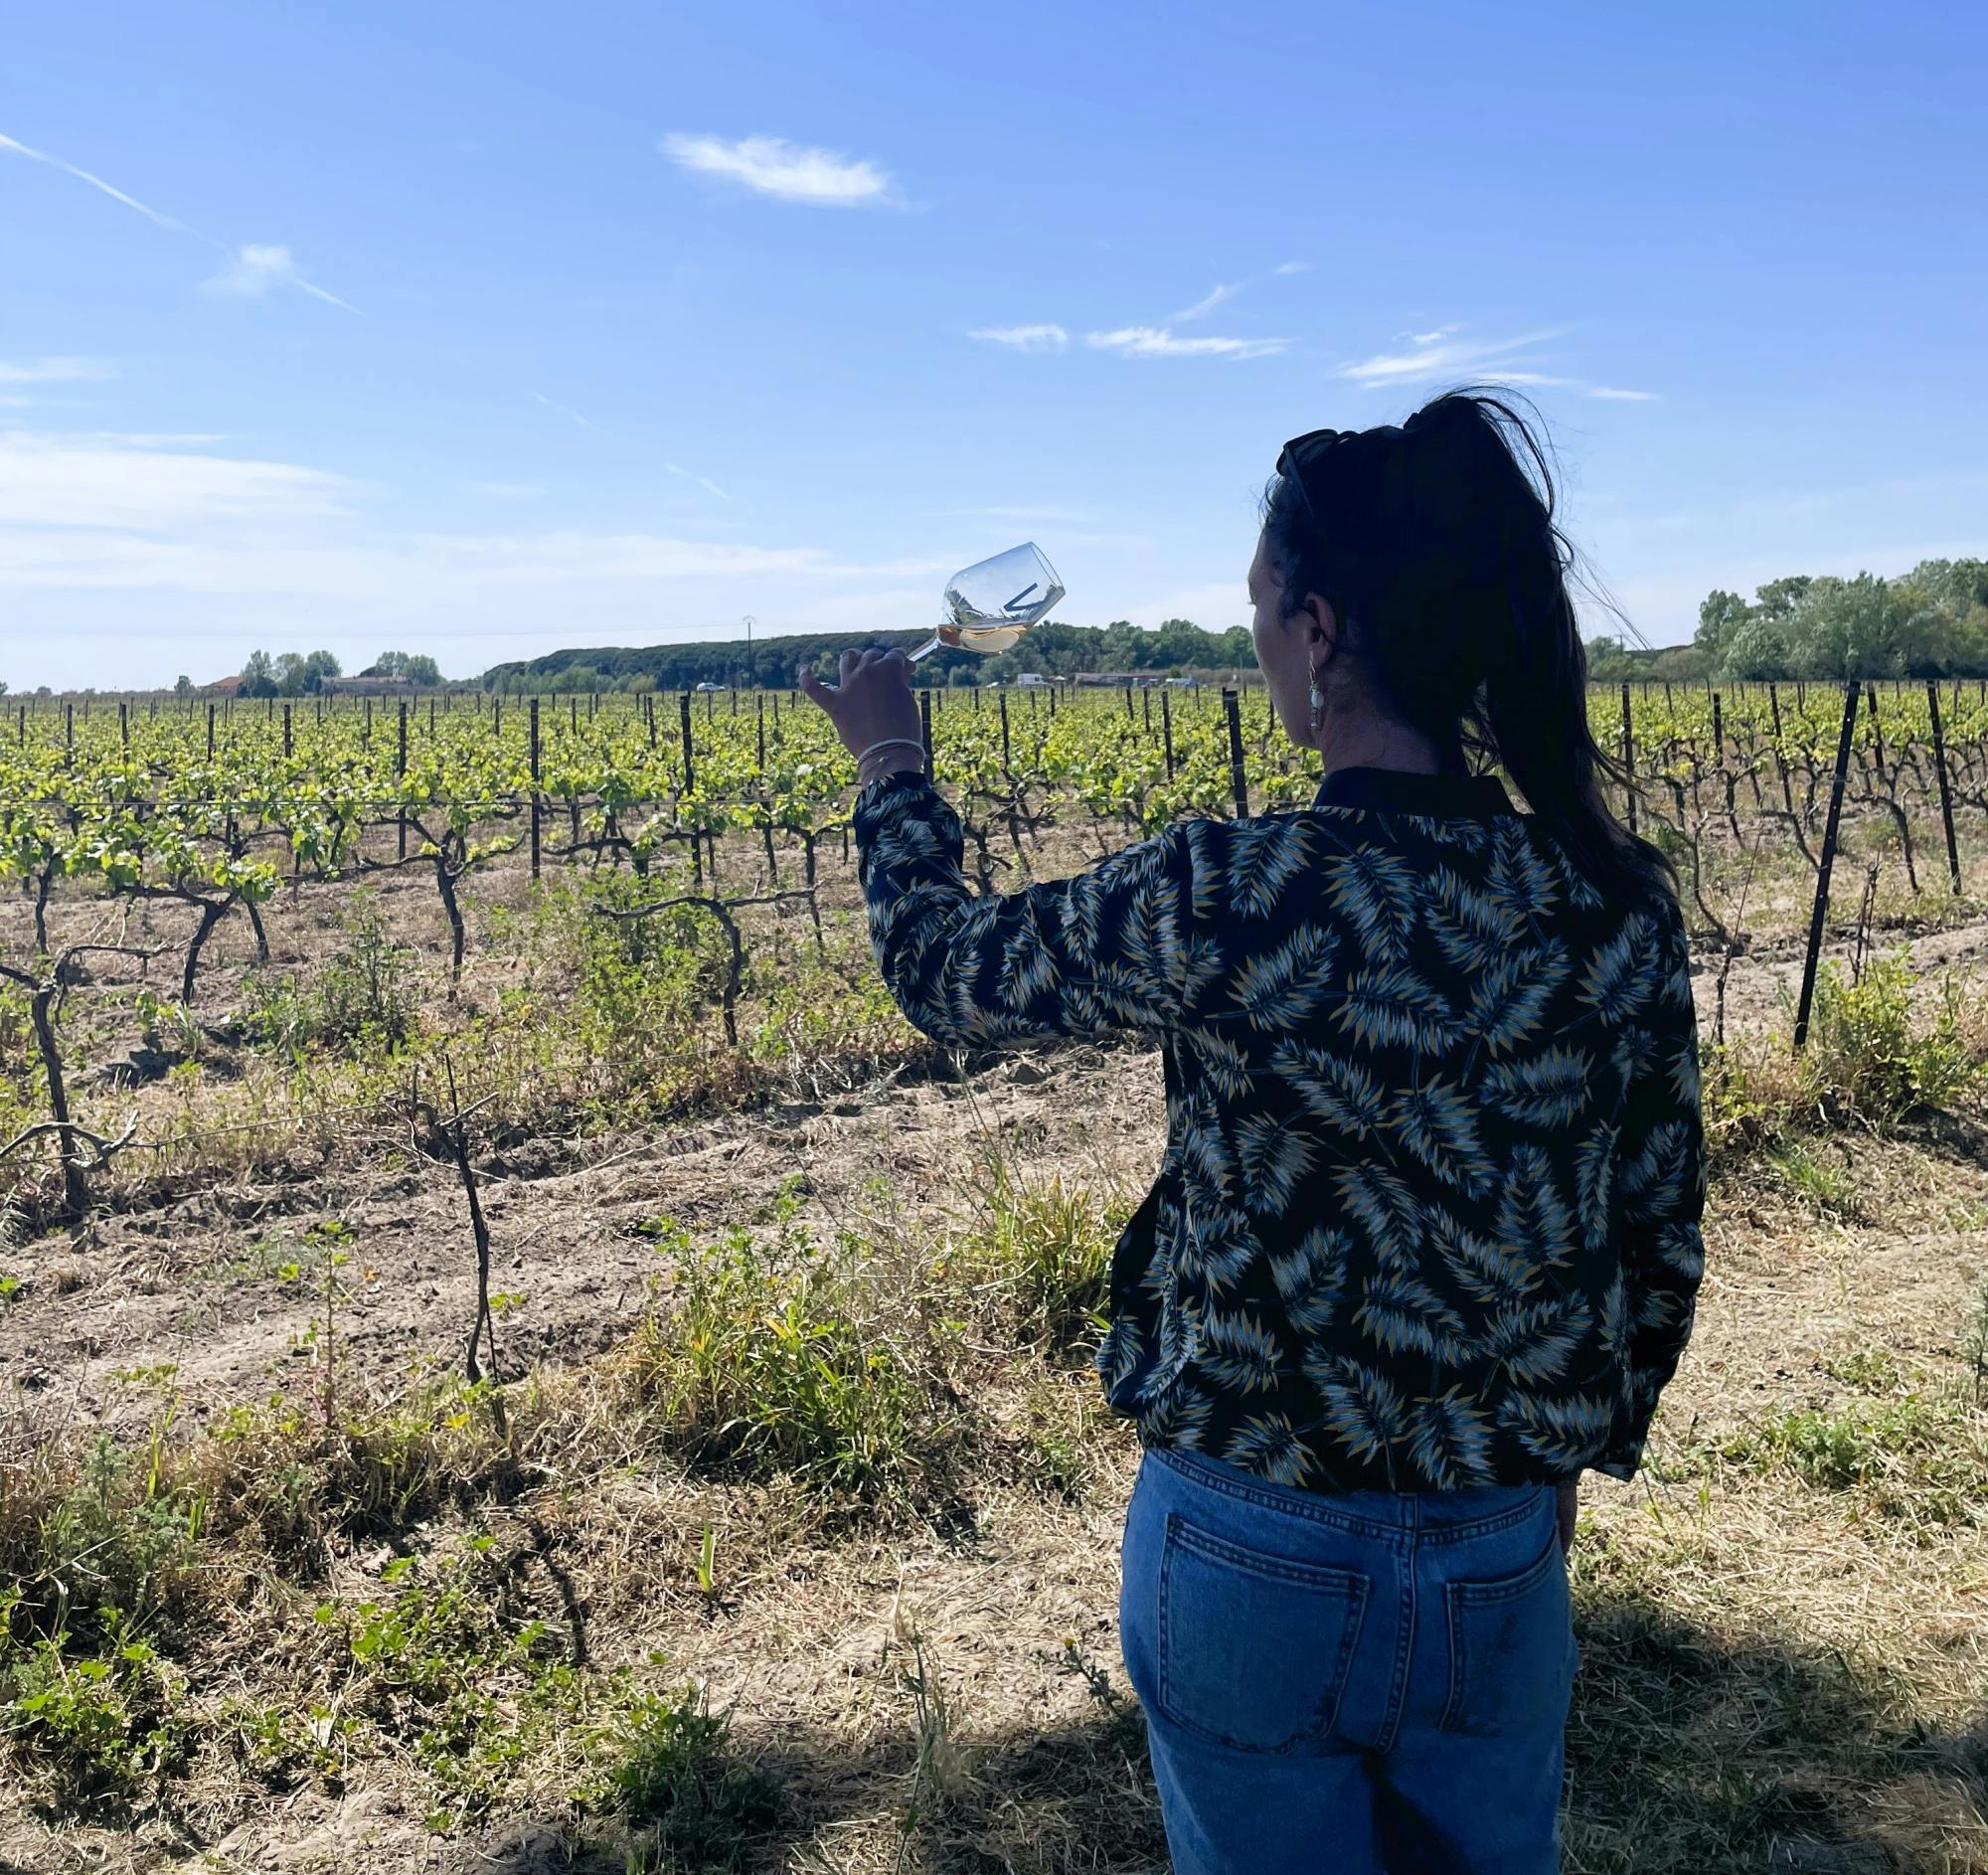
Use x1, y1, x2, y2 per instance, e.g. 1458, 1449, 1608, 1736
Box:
1150, 618, 1211, 670
1694, 590, 1750, 662
1650, 644, 1712, 681
174, 674, 192, 698
370, 650, 441, 685
1720, 619, 1792, 680
268, 650, 340, 696
240, 650, 277, 698
1751, 576, 1814, 624
1903, 558, 1988, 613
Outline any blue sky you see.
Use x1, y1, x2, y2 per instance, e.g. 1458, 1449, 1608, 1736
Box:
3, 1, 1983, 691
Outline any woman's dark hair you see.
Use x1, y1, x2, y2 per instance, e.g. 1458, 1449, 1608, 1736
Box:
1262, 385, 1677, 905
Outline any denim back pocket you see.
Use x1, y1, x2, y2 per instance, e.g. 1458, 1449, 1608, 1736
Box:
1439, 1531, 1574, 1737
1157, 1512, 1370, 1754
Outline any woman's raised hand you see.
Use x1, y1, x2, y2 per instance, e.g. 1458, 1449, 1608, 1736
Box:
797, 646, 925, 782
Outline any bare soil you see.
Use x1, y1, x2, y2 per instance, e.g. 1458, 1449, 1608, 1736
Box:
5, 817, 1988, 1873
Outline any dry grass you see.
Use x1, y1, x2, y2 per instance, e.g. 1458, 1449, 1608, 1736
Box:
4, 834, 1988, 1870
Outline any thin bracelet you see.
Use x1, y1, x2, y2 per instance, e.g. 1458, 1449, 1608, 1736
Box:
847, 732, 922, 764
858, 757, 925, 786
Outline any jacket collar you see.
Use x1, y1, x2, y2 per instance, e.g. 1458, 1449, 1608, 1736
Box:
1311, 765, 1516, 818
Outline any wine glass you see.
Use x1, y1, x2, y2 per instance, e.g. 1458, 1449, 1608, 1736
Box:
907, 542, 1065, 662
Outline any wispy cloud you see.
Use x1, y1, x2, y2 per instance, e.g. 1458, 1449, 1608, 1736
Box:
204, 244, 358, 313
0, 429, 901, 598
1167, 281, 1241, 323
927, 504, 1098, 525
0, 129, 195, 235
661, 132, 897, 207
466, 480, 545, 501
969, 265, 1303, 364
1337, 326, 1573, 386
968, 323, 1069, 354
1086, 325, 1289, 361
1272, 260, 1309, 276
1332, 324, 1656, 403
0, 429, 355, 533
0, 356, 116, 384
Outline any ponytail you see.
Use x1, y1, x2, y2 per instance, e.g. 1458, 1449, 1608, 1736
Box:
1263, 387, 1676, 907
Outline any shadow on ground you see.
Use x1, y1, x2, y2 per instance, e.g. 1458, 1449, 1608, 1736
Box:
1564, 1589, 1986, 1874
457, 1586, 1986, 1875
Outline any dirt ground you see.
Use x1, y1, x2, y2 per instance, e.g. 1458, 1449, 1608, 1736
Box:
5, 813, 1988, 1873
5, 1011, 1988, 1870
6, 902, 1985, 1441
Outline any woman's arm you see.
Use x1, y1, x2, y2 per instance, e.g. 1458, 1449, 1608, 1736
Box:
853, 770, 1200, 1046
1593, 904, 1708, 1481
800, 649, 1205, 1048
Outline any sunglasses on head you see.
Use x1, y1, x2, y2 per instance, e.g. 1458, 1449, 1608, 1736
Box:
1275, 424, 1407, 530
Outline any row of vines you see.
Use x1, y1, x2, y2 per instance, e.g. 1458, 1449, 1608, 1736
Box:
2, 676, 1985, 1222
7, 678, 1988, 972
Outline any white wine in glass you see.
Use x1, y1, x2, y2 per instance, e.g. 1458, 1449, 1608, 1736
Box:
906, 542, 1066, 662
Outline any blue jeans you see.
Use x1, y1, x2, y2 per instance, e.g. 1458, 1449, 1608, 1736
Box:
1119, 1446, 1576, 1874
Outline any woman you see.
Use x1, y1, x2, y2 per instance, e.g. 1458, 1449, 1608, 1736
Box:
800, 389, 1706, 1875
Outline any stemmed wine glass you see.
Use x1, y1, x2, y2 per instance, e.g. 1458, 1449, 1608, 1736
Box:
906, 542, 1066, 662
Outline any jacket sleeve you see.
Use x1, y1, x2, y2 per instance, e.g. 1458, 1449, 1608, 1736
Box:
1593, 904, 1708, 1481
852, 771, 1206, 1046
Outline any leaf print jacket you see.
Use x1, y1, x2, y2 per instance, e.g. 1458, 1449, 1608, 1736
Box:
853, 763, 1707, 1493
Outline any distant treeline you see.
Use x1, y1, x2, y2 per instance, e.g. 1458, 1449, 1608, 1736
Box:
478, 617, 1258, 692
1586, 559, 1988, 683
27, 563, 1982, 703
478, 561, 1988, 699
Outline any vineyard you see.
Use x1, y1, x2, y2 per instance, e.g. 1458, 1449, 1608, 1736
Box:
3, 677, 1988, 1872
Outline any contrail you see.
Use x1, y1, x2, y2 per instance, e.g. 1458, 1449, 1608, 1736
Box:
0, 130, 207, 240
532, 391, 599, 430
299, 280, 358, 314
6, 125, 731, 497
1, 125, 357, 313
530, 401, 731, 500
668, 462, 732, 501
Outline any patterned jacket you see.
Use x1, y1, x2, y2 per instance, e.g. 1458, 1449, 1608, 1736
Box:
853, 763, 1706, 1492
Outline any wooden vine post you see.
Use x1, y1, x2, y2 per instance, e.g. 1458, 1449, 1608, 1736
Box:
1926, 678, 1963, 895
1619, 683, 1636, 832
528, 697, 541, 884
1224, 687, 1249, 817
1792, 684, 1864, 1054
397, 702, 410, 860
